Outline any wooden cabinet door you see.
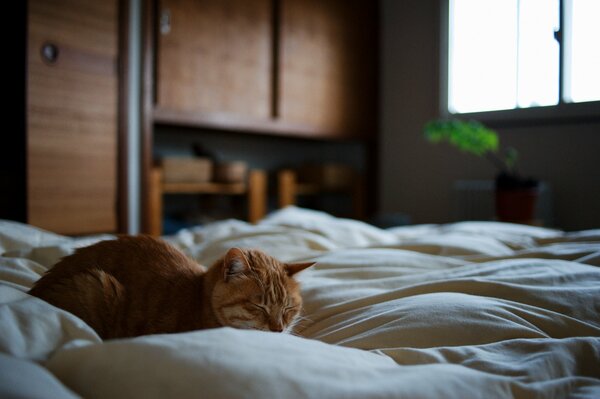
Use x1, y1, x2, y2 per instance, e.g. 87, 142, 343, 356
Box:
279, 0, 377, 139
156, 0, 272, 120
27, 0, 119, 234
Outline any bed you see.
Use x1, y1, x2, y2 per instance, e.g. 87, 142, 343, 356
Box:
1, 206, 599, 398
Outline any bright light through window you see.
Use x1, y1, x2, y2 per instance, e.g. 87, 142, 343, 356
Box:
565, 0, 600, 103
448, 0, 599, 114
449, 0, 518, 113
517, 0, 559, 108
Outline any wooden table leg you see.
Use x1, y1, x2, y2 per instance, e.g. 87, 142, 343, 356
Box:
277, 169, 296, 208
248, 170, 267, 224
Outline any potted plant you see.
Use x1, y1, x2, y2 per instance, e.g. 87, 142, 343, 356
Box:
423, 119, 539, 224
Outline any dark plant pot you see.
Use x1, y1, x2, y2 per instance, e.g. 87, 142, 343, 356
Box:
495, 188, 539, 223
494, 172, 539, 224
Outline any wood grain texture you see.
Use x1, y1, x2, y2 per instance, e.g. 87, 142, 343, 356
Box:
279, 0, 377, 138
277, 169, 296, 208
27, 0, 119, 234
118, 0, 130, 233
163, 182, 246, 195
157, 0, 272, 119
247, 169, 267, 223
153, 0, 377, 140
153, 106, 352, 140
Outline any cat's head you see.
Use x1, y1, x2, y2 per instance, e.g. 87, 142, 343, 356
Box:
211, 248, 314, 333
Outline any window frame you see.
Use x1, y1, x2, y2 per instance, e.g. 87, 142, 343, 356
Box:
439, 0, 600, 125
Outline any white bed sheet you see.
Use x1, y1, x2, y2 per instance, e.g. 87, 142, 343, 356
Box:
1, 207, 599, 398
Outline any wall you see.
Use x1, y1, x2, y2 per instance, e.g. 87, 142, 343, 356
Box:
154, 128, 366, 171
380, 0, 600, 230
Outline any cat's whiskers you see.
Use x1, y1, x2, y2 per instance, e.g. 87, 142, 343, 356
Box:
284, 313, 313, 334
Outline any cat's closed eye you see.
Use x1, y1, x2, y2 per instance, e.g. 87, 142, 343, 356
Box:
250, 303, 269, 315
283, 306, 298, 315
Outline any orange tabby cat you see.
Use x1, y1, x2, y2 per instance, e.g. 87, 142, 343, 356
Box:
28, 236, 313, 339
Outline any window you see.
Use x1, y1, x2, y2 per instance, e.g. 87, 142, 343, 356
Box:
446, 0, 600, 116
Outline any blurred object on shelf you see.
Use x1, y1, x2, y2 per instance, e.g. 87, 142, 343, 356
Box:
161, 157, 213, 184
214, 161, 248, 183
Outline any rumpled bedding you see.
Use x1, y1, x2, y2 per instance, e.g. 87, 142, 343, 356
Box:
1, 207, 599, 398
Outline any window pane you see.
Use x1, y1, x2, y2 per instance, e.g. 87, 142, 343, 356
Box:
565, 0, 600, 103
517, 0, 559, 107
448, 0, 518, 113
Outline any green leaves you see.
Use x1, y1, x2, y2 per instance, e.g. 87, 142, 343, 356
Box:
424, 119, 499, 156
423, 119, 518, 174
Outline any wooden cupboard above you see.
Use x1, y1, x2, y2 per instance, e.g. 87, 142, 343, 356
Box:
152, 0, 377, 140
279, 0, 377, 138
156, 0, 272, 120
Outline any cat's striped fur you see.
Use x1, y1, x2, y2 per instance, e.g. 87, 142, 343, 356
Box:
29, 236, 313, 339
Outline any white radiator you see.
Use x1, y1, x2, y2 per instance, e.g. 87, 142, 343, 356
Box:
453, 180, 553, 225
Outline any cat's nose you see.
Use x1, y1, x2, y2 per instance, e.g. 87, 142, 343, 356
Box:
269, 321, 284, 332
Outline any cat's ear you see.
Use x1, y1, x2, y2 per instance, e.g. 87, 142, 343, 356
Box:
285, 262, 315, 277
223, 247, 250, 281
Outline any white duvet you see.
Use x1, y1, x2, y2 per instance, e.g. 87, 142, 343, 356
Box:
1, 207, 599, 398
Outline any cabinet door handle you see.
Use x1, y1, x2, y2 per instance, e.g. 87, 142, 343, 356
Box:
41, 42, 59, 64
160, 9, 171, 35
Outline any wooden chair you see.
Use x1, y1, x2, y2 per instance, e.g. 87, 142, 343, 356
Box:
148, 168, 267, 236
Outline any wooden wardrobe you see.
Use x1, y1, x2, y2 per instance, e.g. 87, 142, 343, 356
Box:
26, 0, 125, 235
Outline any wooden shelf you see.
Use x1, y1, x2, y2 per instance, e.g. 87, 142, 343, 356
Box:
293, 183, 363, 196
162, 181, 247, 195
153, 107, 366, 141
148, 168, 267, 236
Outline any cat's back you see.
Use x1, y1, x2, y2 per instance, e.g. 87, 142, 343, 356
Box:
28, 236, 205, 338
29, 236, 205, 308
32, 235, 200, 289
